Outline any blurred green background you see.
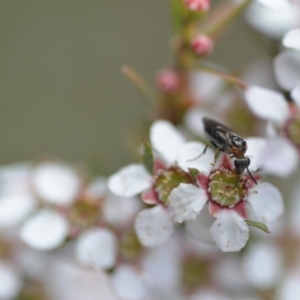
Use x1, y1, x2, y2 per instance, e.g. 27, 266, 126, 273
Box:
0, 1, 265, 175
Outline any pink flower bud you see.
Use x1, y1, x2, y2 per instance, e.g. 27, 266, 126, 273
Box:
183, 0, 210, 12
190, 35, 213, 56
155, 69, 182, 93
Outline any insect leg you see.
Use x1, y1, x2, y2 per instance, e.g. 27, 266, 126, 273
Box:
214, 148, 220, 163
187, 144, 208, 161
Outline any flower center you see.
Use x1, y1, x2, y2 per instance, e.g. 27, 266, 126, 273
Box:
285, 115, 300, 147
208, 169, 246, 207
119, 230, 143, 260
154, 167, 192, 204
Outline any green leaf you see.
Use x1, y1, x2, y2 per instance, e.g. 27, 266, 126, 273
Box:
143, 140, 154, 174
245, 220, 270, 234
188, 168, 200, 180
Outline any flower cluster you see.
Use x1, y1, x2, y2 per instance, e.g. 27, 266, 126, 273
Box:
1, 0, 300, 299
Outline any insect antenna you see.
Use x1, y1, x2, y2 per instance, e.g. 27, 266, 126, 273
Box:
247, 167, 257, 185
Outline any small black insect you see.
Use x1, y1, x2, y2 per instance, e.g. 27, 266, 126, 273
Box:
191, 117, 257, 185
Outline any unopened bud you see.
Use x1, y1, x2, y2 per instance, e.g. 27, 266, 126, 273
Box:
190, 35, 213, 56
183, 0, 210, 12
155, 69, 182, 94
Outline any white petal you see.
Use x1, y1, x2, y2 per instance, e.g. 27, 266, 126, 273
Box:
283, 29, 300, 51
75, 228, 117, 270
150, 120, 185, 165
185, 205, 215, 245
0, 262, 22, 300
184, 108, 213, 137
32, 162, 80, 205
86, 177, 107, 200
20, 209, 68, 250
274, 50, 300, 91
244, 137, 267, 171
190, 289, 230, 300
248, 182, 283, 223
177, 142, 214, 174
0, 193, 36, 228
103, 193, 142, 226
169, 183, 207, 223
46, 260, 116, 300
134, 206, 173, 247
107, 164, 152, 197
110, 265, 147, 300
257, 0, 294, 13
291, 82, 300, 106
141, 240, 180, 290
242, 242, 282, 289
260, 138, 298, 177
244, 86, 289, 124
209, 210, 249, 252
245, 1, 294, 39
277, 270, 300, 300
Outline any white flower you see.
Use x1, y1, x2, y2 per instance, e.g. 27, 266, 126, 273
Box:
169, 143, 283, 252
32, 162, 81, 205
244, 85, 300, 177
110, 265, 148, 300
20, 209, 69, 250
283, 28, 300, 51
75, 228, 117, 270
108, 120, 185, 199
108, 120, 185, 247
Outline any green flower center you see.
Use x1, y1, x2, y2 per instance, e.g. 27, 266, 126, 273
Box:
154, 168, 192, 204
119, 230, 143, 260
69, 200, 100, 229
286, 116, 300, 147
208, 169, 246, 207
181, 258, 209, 290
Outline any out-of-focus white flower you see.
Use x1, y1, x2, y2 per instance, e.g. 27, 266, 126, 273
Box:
0, 193, 36, 228
134, 206, 173, 247
75, 228, 117, 270
0, 163, 37, 229
283, 28, 300, 51
277, 268, 300, 300
244, 85, 300, 176
190, 288, 230, 300
141, 237, 181, 292
32, 162, 81, 205
242, 242, 283, 289
245, 0, 300, 40
110, 265, 148, 300
20, 209, 69, 250
102, 192, 142, 226
0, 262, 22, 300
46, 260, 117, 300
273, 50, 300, 91
169, 143, 283, 252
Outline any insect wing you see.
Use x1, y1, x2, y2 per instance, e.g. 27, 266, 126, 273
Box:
203, 118, 233, 151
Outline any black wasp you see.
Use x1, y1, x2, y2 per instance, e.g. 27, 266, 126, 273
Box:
191, 117, 257, 184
